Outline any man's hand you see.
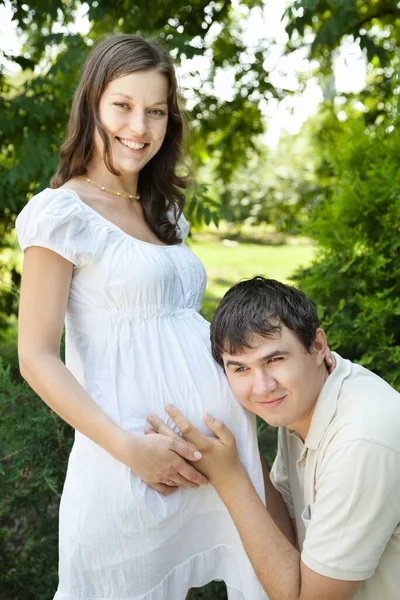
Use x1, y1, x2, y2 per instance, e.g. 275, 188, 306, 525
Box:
146, 405, 245, 488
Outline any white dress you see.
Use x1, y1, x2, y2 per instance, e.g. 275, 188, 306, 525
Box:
16, 188, 267, 600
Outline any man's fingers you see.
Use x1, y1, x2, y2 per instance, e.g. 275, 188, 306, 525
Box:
204, 414, 235, 446
165, 405, 206, 446
147, 414, 188, 443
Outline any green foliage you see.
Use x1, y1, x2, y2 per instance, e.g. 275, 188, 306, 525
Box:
285, 0, 399, 65
0, 232, 20, 338
0, 351, 73, 599
285, 1, 400, 123
295, 117, 400, 390
213, 133, 322, 232
185, 183, 225, 228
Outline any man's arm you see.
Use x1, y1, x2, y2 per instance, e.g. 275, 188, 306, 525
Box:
259, 453, 296, 547
148, 407, 361, 600
216, 464, 359, 600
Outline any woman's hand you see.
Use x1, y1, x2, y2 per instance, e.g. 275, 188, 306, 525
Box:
118, 431, 208, 495
147, 405, 245, 490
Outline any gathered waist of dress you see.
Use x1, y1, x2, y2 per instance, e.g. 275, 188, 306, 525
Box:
66, 305, 204, 325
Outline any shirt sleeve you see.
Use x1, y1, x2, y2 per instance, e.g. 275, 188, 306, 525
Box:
301, 438, 400, 581
270, 428, 295, 518
15, 188, 108, 267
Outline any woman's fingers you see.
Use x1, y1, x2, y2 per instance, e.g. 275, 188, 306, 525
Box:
153, 482, 179, 495
175, 459, 208, 486
144, 426, 156, 435
164, 473, 201, 488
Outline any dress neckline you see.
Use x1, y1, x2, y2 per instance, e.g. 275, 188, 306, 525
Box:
60, 187, 181, 249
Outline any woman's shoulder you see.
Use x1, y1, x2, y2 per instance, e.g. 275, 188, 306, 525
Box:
17, 185, 81, 222
16, 184, 108, 267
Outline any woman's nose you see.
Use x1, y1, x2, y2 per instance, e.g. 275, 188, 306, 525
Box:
129, 109, 147, 135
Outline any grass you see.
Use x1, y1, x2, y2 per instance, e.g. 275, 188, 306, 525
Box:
189, 234, 315, 321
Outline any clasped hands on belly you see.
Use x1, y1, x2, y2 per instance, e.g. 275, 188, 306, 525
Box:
115, 425, 207, 495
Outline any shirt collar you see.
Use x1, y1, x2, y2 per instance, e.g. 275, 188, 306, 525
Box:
304, 352, 353, 450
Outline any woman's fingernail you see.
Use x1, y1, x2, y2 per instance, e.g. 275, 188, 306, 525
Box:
205, 414, 213, 423
194, 451, 202, 459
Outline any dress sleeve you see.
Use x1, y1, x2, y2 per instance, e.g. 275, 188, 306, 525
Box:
176, 212, 190, 241
15, 188, 108, 267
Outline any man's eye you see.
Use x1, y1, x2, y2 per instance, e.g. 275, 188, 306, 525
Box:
234, 366, 248, 373
268, 356, 284, 364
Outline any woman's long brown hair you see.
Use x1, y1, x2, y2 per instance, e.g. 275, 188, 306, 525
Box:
50, 34, 189, 244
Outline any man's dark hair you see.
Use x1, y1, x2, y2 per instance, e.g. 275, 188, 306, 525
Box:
210, 276, 320, 367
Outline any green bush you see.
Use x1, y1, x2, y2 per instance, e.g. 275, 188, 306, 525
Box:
295, 119, 400, 390
0, 353, 73, 599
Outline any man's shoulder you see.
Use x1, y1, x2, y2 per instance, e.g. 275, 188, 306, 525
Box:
331, 361, 400, 451
342, 360, 397, 393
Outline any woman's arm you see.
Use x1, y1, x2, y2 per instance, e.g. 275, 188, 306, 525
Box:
18, 247, 207, 493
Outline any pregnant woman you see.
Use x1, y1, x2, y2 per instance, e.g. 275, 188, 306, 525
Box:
16, 34, 267, 599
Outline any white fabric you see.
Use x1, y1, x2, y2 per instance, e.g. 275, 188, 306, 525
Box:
16, 188, 267, 600
270, 353, 400, 599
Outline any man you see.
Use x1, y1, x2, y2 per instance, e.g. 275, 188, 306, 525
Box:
147, 277, 400, 600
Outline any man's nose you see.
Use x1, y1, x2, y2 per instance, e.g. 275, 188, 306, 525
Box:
252, 369, 277, 396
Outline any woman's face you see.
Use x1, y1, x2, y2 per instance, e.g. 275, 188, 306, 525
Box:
94, 69, 169, 176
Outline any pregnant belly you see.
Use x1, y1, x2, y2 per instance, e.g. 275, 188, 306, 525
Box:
79, 315, 240, 436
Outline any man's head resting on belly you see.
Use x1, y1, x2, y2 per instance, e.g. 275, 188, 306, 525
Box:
210, 276, 330, 440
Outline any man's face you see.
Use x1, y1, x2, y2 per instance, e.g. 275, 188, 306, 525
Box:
222, 325, 328, 439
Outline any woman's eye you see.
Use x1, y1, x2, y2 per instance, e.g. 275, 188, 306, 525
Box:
114, 102, 129, 109
149, 109, 166, 116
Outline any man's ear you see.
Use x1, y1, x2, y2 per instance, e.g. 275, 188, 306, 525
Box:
312, 328, 328, 365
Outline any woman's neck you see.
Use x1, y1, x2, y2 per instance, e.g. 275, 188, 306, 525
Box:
86, 160, 139, 197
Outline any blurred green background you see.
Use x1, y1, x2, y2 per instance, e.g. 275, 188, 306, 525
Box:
1, 0, 399, 597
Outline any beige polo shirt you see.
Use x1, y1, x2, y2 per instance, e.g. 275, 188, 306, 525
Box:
270, 353, 400, 599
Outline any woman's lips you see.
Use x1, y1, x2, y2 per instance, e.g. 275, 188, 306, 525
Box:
116, 137, 148, 154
